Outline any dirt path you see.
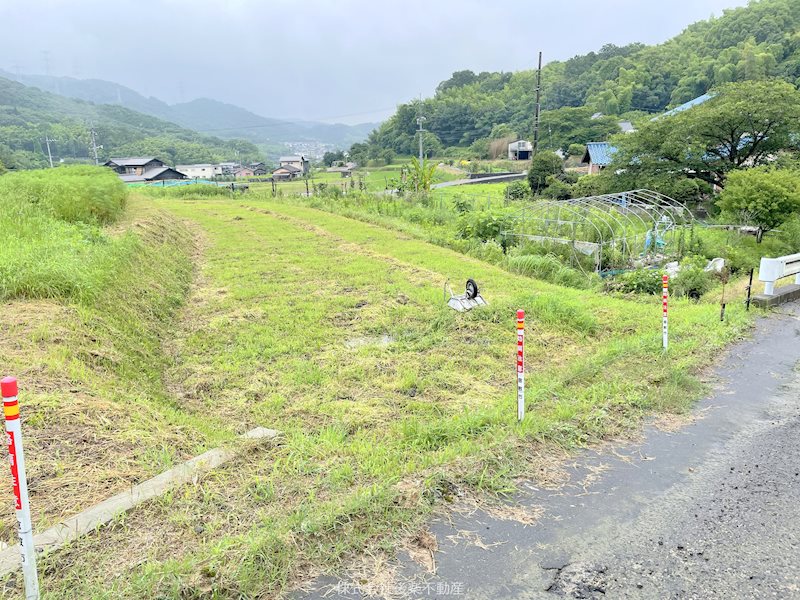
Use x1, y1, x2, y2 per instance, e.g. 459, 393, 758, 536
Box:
297, 302, 800, 599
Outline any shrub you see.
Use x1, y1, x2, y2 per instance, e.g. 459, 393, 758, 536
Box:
468, 240, 505, 265
505, 180, 530, 201
456, 208, 515, 244
452, 196, 472, 214
717, 167, 800, 233
608, 269, 663, 295
672, 256, 713, 300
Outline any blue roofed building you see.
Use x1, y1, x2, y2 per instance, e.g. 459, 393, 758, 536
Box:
582, 142, 617, 174
653, 93, 715, 120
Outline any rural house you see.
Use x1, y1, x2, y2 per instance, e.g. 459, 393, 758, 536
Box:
175, 164, 224, 179
249, 162, 268, 176
272, 164, 303, 180
508, 140, 533, 161
582, 142, 617, 175
278, 155, 309, 175
104, 157, 187, 183
233, 166, 255, 178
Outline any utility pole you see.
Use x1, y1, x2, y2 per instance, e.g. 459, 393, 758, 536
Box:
44, 136, 55, 168
417, 116, 426, 163
89, 124, 100, 165
532, 51, 543, 157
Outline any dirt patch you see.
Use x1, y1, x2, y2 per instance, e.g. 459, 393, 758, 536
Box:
404, 528, 438, 573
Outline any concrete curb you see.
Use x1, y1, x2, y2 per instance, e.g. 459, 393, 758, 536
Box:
0, 426, 280, 576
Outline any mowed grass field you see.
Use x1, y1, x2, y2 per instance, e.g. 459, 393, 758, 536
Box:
247, 165, 463, 195
4, 191, 753, 598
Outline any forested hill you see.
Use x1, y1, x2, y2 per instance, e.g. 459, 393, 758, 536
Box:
358, 0, 800, 159
0, 76, 262, 169
0, 70, 376, 150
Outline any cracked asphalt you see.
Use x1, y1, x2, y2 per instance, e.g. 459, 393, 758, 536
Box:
297, 302, 800, 599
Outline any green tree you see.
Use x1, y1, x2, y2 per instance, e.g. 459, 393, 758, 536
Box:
528, 151, 564, 194
321, 150, 345, 166
717, 167, 800, 235
612, 80, 800, 189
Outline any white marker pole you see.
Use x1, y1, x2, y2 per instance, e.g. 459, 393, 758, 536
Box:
1, 377, 39, 600
662, 275, 669, 351
516, 310, 525, 421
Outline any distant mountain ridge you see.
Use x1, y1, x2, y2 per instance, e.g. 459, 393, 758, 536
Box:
0, 75, 264, 169
0, 69, 376, 150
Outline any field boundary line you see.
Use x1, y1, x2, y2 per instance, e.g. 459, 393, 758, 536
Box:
0, 427, 280, 576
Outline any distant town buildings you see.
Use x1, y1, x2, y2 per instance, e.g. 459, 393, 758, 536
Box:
104, 157, 187, 183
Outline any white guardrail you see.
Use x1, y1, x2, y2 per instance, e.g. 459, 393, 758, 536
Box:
759, 253, 800, 295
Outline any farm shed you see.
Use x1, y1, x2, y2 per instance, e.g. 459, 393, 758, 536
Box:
582, 142, 617, 174
508, 140, 533, 161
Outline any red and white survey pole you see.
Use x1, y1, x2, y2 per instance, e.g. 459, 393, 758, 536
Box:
0, 378, 39, 600
662, 275, 669, 351
516, 310, 525, 421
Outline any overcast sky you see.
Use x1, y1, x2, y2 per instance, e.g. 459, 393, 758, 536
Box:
0, 0, 747, 124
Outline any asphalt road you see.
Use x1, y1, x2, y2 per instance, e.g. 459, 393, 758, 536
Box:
298, 302, 800, 599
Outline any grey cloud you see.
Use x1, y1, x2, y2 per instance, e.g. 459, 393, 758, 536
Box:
0, 0, 747, 123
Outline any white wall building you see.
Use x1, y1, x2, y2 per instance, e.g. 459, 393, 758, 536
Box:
508, 140, 533, 160
175, 164, 224, 179
278, 155, 310, 175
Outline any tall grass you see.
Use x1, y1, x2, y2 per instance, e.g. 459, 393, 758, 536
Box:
143, 184, 234, 198
507, 254, 598, 289
0, 166, 131, 301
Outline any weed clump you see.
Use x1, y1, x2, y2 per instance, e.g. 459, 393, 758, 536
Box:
0, 166, 132, 301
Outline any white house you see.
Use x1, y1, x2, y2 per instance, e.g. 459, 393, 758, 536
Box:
176, 164, 224, 179
508, 140, 533, 160
278, 155, 310, 175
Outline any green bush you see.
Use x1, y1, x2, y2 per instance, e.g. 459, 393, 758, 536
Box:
505, 180, 530, 201
456, 208, 515, 243
672, 256, 713, 299
608, 268, 663, 295
468, 240, 505, 265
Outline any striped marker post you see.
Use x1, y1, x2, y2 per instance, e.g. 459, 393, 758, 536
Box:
516, 310, 525, 421
662, 275, 669, 351
0, 378, 39, 600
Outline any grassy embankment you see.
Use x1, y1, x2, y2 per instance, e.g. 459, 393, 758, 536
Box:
2, 175, 756, 597
0, 167, 230, 548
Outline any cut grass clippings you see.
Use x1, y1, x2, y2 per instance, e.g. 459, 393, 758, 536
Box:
2, 190, 755, 598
